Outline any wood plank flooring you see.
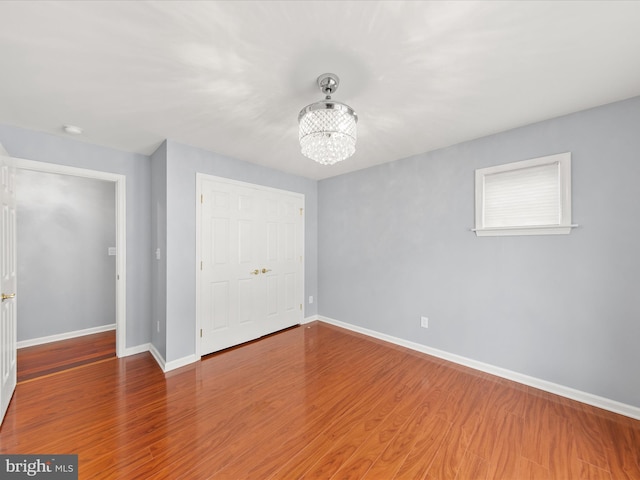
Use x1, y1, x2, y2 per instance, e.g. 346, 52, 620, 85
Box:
17, 330, 116, 383
1, 321, 639, 479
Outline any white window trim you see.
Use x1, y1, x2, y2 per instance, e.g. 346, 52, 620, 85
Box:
474, 152, 576, 237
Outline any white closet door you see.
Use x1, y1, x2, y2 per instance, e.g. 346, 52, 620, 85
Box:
198, 176, 303, 355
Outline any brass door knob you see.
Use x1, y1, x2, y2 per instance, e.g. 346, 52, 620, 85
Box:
261, 268, 272, 274
250, 269, 260, 275
1, 293, 16, 302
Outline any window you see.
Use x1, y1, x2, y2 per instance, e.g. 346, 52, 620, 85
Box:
474, 152, 574, 236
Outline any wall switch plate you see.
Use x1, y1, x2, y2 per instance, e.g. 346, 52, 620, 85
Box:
421, 316, 429, 328
309, 295, 314, 304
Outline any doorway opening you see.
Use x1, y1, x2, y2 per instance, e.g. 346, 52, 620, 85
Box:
14, 159, 126, 367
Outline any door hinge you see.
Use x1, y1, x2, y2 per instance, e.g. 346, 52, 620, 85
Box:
200, 261, 203, 270
201, 194, 203, 204
300, 304, 302, 311
300, 207, 303, 216
200, 329, 203, 338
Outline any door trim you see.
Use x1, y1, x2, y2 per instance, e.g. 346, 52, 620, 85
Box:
195, 173, 305, 358
13, 158, 127, 358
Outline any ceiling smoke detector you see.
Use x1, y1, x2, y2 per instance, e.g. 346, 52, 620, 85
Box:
63, 124, 83, 135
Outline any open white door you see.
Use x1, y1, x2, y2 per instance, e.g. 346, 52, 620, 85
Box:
0, 145, 17, 425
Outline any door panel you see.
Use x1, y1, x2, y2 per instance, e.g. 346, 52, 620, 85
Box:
237, 279, 254, 324
266, 275, 278, 316
210, 282, 229, 330
284, 273, 295, 311
266, 222, 278, 261
200, 181, 263, 353
0, 151, 17, 425
198, 176, 303, 355
212, 218, 229, 264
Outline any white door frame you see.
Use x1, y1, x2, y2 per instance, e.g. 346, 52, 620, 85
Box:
195, 173, 305, 358
14, 158, 127, 357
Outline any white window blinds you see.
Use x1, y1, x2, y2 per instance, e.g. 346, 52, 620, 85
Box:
474, 152, 573, 236
483, 162, 560, 228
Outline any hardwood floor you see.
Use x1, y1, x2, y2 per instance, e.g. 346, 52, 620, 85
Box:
17, 330, 116, 383
1, 321, 639, 479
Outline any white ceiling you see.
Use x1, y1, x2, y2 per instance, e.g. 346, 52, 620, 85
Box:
1, 1, 640, 180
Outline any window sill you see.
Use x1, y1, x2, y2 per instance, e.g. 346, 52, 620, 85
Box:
472, 224, 578, 237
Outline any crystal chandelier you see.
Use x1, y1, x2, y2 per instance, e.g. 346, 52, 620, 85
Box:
298, 73, 358, 165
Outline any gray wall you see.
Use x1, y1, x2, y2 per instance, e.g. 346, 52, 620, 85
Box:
0, 124, 152, 349
163, 140, 318, 363
16, 170, 116, 341
150, 141, 167, 359
318, 95, 640, 408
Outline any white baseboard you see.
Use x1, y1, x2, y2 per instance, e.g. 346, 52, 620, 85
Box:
148, 343, 166, 371
17, 324, 116, 349
123, 343, 150, 357
148, 343, 198, 373
165, 354, 198, 372
318, 315, 640, 421
302, 315, 319, 324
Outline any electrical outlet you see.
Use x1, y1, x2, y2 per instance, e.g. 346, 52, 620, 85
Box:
157, 321, 160, 332
309, 295, 314, 304
420, 316, 429, 328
